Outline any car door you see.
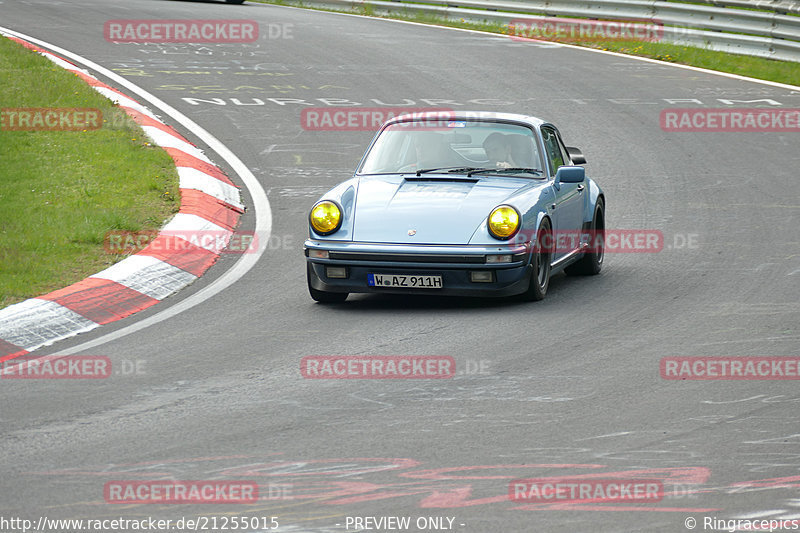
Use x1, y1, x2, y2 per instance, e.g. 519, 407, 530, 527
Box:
542, 126, 584, 260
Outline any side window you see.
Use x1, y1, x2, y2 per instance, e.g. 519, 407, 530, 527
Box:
541, 127, 566, 177
556, 132, 572, 165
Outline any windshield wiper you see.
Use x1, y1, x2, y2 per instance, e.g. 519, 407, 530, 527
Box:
414, 167, 479, 176
467, 167, 544, 177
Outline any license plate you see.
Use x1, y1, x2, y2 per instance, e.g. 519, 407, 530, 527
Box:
368, 273, 442, 289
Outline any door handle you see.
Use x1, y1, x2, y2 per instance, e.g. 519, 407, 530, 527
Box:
576, 184, 585, 192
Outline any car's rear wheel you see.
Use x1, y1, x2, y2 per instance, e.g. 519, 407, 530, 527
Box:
307, 263, 348, 303
523, 218, 552, 301
565, 197, 604, 276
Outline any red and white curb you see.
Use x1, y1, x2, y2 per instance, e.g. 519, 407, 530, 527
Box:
0, 36, 244, 362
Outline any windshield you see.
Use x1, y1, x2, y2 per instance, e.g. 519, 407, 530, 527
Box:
357, 120, 543, 176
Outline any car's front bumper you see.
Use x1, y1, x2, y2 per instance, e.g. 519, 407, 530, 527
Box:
305, 240, 533, 297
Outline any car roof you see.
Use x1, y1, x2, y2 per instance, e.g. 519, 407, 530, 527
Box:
385, 110, 548, 128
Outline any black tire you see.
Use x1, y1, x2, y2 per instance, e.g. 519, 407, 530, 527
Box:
565, 198, 604, 276
523, 218, 552, 301
226, 0, 245, 4
307, 263, 348, 303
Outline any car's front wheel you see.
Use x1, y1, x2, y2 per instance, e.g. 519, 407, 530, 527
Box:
307, 264, 348, 303
523, 218, 553, 301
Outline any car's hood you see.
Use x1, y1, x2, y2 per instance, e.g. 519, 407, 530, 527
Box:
352, 174, 531, 244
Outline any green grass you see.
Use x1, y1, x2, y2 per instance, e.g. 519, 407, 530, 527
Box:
256, 0, 800, 87
0, 36, 180, 309
572, 40, 800, 86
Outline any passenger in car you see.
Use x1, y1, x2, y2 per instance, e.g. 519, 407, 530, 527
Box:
413, 132, 466, 169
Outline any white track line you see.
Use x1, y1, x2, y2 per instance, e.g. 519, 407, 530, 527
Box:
0, 26, 272, 355
4, 4, 795, 351
266, 2, 800, 91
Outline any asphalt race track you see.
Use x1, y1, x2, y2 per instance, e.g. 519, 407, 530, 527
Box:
1, 1, 799, 532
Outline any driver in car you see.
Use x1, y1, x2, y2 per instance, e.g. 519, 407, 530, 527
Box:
482, 133, 518, 169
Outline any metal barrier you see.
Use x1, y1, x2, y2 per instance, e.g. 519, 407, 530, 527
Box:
293, 0, 800, 62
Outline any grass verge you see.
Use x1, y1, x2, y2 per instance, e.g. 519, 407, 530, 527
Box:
255, 1, 800, 87
0, 36, 180, 309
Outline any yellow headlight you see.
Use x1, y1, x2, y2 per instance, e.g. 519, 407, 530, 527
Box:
310, 201, 342, 235
488, 205, 520, 240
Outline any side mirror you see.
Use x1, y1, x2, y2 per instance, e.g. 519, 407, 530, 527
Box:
565, 146, 586, 165
554, 166, 585, 190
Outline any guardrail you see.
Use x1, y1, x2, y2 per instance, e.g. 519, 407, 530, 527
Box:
291, 0, 800, 62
